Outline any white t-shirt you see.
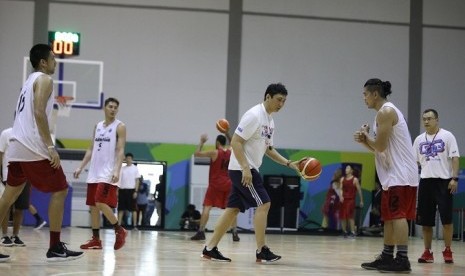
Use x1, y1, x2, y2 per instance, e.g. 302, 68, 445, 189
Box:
0, 128, 12, 180
373, 102, 418, 190
413, 128, 460, 179
229, 103, 274, 171
119, 164, 140, 189
86, 119, 122, 185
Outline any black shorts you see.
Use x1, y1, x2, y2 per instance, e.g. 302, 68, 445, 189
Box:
14, 182, 31, 210
227, 169, 270, 212
416, 178, 453, 226
118, 189, 136, 211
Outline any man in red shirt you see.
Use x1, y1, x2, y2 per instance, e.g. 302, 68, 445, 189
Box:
190, 133, 239, 242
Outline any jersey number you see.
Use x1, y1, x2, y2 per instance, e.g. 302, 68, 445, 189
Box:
17, 93, 26, 114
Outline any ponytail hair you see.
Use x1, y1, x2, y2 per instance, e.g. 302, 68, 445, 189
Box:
364, 78, 392, 98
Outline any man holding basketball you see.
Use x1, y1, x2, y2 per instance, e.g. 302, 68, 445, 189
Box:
0, 44, 83, 262
354, 78, 418, 273
201, 83, 301, 263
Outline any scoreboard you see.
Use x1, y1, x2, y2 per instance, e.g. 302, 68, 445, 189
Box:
48, 31, 80, 56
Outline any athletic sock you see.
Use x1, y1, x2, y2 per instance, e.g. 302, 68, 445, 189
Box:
92, 229, 100, 239
50, 231, 61, 248
33, 213, 42, 222
396, 245, 408, 259
382, 244, 395, 257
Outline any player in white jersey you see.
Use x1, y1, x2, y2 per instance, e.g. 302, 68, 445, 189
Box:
73, 97, 127, 251
0, 44, 83, 262
413, 109, 459, 264
201, 83, 302, 263
0, 127, 29, 247
354, 78, 418, 273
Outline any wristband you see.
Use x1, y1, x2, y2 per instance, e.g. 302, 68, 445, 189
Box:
451, 177, 459, 181
286, 160, 291, 167
47, 145, 55, 149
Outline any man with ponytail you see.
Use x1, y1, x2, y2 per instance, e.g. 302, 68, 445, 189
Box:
354, 78, 418, 273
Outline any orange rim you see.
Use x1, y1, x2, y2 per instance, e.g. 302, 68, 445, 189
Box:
55, 96, 74, 104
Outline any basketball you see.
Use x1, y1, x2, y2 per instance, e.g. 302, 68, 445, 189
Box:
299, 157, 322, 181
216, 119, 230, 133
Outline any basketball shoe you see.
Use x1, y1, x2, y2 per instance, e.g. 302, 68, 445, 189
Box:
190, 231, 205, 241
114, 226, 127, 250
80, 237, 103, 249
11, 236, 25, 247
443, 247, 453, 264
201, 246, 231, 262
256, 246, 281, 263
34, 220, 47, 230
418, 249, 434, 263
1, 236, 13, 247
232, 232, 240, 242
46, 242, 84, 262
0, 253, 10, 263
377, 257, 411, 273
361, 253, 393, 270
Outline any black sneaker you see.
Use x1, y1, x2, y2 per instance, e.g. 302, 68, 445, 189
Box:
34, 220, 47, 230
0, 253, 10, 263
1, 236, 13, 247
256, 246, 281, 263
378, 257, 411, 273
201, 246, 231, 262
232, 232, 240, 242
361, 254, 394, 270
11, 236, 26, 247
191, 231, 206, 241
46, 242, 84, 262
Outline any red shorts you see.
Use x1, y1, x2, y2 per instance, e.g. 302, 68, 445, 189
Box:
86, 183, 118, 208
381, 186, 417, 221
203, 186, 231, 209
339, 198, 355, 219
7, 160, 68, 193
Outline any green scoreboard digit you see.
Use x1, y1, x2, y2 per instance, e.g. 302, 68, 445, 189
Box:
48, 31, 80, 56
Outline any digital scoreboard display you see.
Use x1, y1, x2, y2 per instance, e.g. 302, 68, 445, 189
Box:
48, 31, 80, 56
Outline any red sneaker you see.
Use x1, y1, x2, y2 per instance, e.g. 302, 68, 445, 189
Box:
442, 247, 453, 264
80, 237, 103, 249
114, 227, 127, 250
418, 249, 434, 263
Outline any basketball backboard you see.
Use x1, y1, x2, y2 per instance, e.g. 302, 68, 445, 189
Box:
23, 57, 104, 109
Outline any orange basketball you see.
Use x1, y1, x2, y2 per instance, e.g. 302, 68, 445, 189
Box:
216, 119, 230, 133
299, 157, 322, 181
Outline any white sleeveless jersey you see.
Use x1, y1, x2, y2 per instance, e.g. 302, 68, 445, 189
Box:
0, 128, 13, 179
11, 72, 54, 160
373, 102, 418, 189
86, 119, 122, 185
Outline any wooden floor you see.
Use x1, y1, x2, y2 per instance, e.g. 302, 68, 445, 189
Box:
0, 227, 464, 276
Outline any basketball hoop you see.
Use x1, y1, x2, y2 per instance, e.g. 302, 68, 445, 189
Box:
54, 96, 74, 117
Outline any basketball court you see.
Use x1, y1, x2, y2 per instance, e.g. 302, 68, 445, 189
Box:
0, 227, 464, 275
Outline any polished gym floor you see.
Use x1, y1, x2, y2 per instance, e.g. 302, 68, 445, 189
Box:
0, 226, 464, 275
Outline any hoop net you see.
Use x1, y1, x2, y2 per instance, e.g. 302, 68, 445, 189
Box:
55, 96, 75, 117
